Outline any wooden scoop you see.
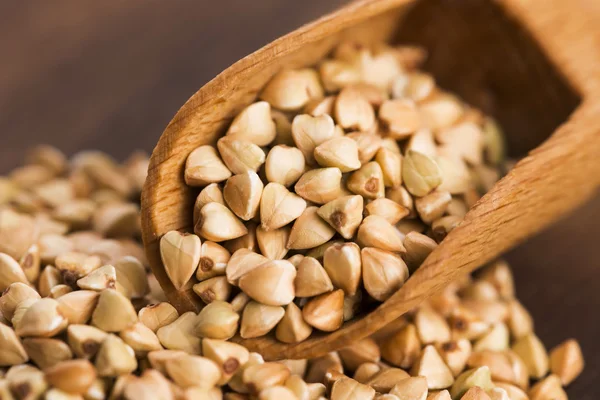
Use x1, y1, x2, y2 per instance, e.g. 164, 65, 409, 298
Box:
141, 0, 600, 360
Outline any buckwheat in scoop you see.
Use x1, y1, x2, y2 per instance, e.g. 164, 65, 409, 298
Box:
172, 41, 509, 342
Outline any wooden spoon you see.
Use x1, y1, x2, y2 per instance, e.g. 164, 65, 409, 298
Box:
141, 0, 600, 360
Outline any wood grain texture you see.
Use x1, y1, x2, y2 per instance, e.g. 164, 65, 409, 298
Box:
141, 0, 600, 360
1, 0, 599, 396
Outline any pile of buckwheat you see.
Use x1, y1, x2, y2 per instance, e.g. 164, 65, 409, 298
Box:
0, 42, 584, 400
174, 42, 507, 342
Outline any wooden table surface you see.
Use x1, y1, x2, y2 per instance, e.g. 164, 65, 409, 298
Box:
1, 1, 598, 397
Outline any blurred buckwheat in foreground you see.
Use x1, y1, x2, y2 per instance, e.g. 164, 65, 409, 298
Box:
0, 140, 583, 398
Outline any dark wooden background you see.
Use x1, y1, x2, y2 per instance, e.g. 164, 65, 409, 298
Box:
0, 1, 598, 397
